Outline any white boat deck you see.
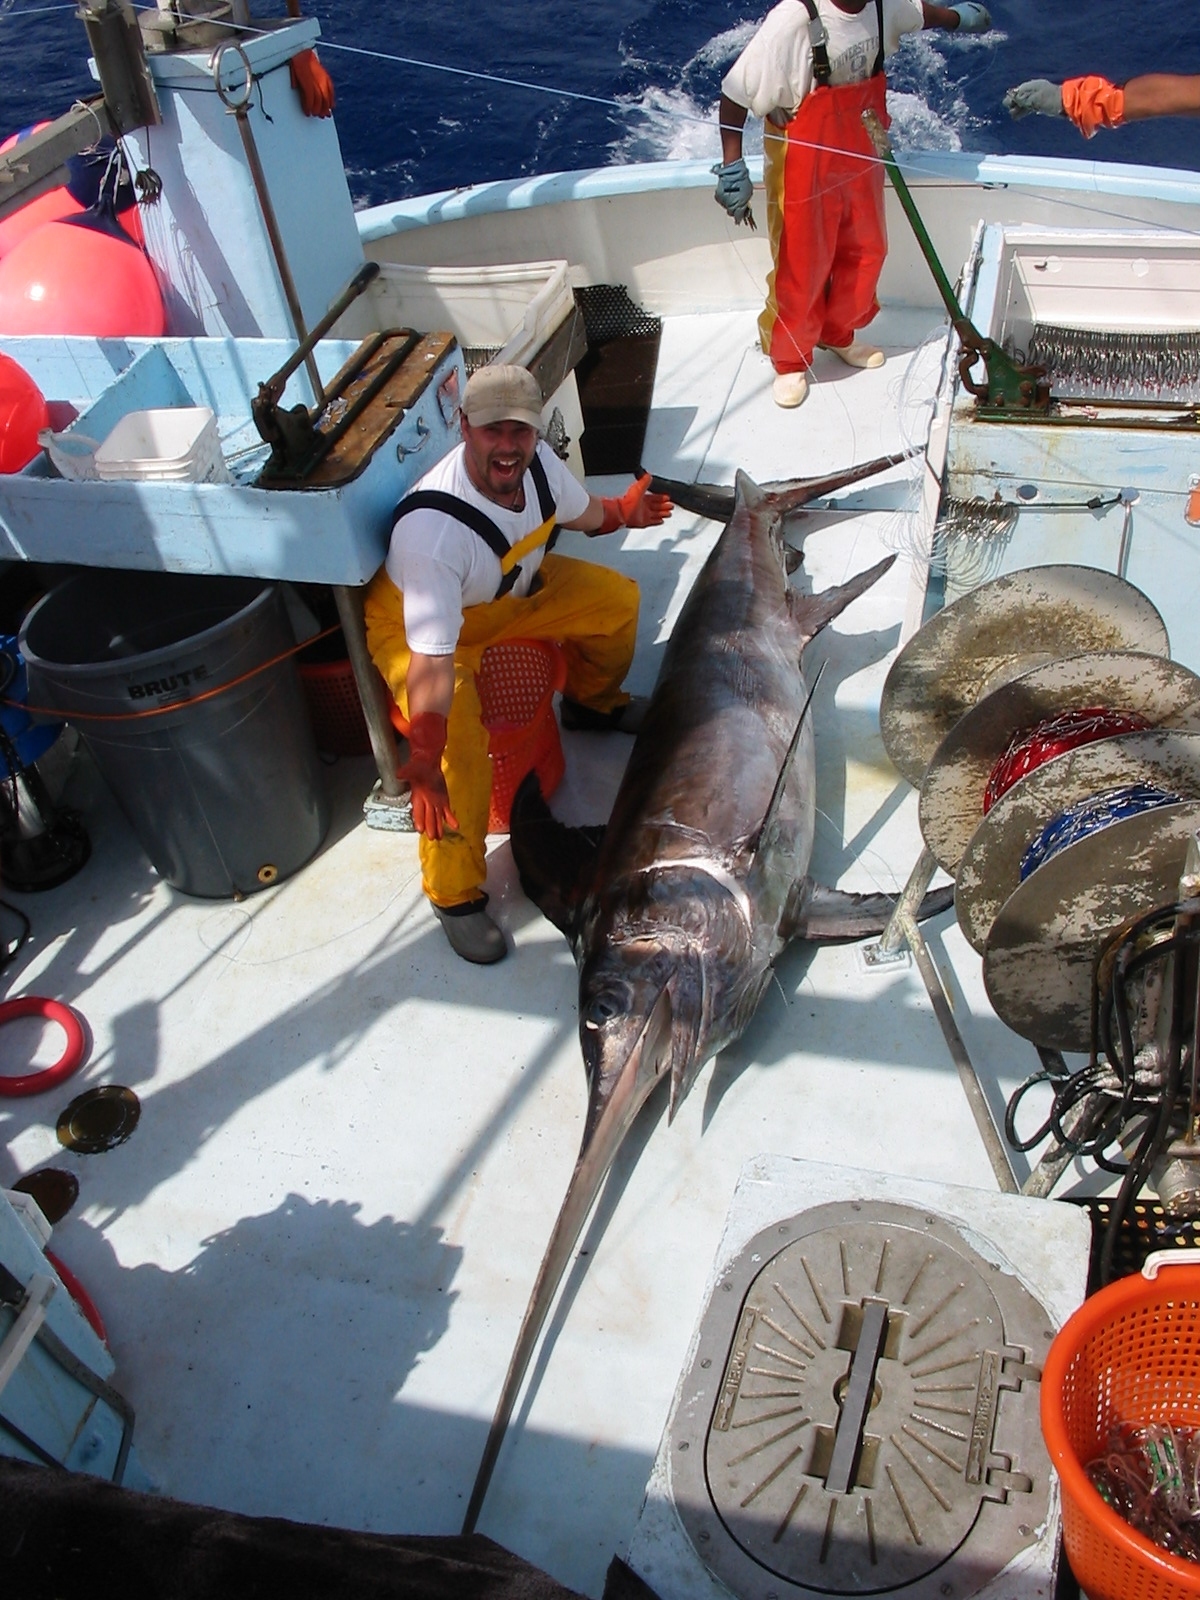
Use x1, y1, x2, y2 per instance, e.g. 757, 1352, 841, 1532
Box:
0, 303, 1072, 1597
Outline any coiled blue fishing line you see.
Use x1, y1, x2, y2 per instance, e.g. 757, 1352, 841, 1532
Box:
1019, 783, 1182, 881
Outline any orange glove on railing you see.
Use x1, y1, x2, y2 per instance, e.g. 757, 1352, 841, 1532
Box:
596, 472, 674, 535
399, 712, 458, 840
290, 49, 336, 118
1062, 75, 1125, 137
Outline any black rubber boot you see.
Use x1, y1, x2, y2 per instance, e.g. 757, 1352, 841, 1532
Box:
559, 696, 650, 735
431, 899, 507, 965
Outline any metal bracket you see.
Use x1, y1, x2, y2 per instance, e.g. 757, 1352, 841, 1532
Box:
363, 781, 415, 833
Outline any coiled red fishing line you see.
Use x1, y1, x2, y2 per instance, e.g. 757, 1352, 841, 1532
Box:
983, 706, 1151, 812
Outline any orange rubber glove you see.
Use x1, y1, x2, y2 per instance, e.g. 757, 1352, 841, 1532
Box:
399, 712, 458, 840
1062, 75, 1125, 138
596, 472, 674, 535
290, 49, 336, 118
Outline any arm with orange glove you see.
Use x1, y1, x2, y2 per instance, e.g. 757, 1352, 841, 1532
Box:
398, 652, 458, 840
1006, 73, 1200, 138
567, 472, 674, 537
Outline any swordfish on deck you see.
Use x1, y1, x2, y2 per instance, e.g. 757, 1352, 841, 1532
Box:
462, 460, 953, 1531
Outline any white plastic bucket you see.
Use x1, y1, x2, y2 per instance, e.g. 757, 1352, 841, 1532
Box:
93, 407, 231, 485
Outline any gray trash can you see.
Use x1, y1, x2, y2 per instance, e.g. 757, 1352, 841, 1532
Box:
20, 572, 330, 898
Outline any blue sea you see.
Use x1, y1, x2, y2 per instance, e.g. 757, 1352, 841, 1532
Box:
1, 0, 1199, 207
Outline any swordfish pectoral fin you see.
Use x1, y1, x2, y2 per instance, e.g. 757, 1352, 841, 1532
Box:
461, 985, 674, 1535
508, 771, 604, 943
790, 553, 897, 649
783, 880, 955, 943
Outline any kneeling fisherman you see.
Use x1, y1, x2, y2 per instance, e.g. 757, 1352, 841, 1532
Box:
365, 364, 672, 965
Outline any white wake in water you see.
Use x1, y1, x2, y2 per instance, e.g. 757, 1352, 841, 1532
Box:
609, 19, 1006, 165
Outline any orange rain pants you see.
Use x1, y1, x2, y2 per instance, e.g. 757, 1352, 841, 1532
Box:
364, 552, 639, 909
759, 73, 890, 374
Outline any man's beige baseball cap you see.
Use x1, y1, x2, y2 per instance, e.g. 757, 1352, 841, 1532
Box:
462, 364, 543, 429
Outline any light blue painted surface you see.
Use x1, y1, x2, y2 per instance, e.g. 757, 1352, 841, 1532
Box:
355, 150, 1200, 243
120, 20, 365, 340
0, 335, 465, 584
0, 1191, 128, 1478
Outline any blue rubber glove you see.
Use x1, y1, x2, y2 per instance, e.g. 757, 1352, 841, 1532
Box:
1003, 79, 1065, 119
950, 1, 991, 30
712, 158, 755, 227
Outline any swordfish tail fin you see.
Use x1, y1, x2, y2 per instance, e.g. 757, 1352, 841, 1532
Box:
648, 449, 919, 527
461, 988, 674, 1534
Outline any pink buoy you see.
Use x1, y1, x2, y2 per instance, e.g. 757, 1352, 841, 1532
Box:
0, 352, 49, 473
0, 204, 164, 337
0, 187, 84, 260
0, 125, 82, 260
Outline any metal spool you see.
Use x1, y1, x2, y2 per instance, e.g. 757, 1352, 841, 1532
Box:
983, 801, 1200, 1052
917, 653, 1200, 873
879, 567, 1168, 788
669, 1200, 1052, 1600
956, 730, 1200, 954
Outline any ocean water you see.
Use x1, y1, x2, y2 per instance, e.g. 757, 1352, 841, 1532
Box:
1, 0, 1199, 208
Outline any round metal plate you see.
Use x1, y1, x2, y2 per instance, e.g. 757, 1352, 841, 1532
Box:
983, 801, 1200, 1051
956, 730, 1200, 953
669, 1200, 1053, 1600
56, 1085, 140, 1154
879, 568, 1168, 788
918, 653, 1200, 873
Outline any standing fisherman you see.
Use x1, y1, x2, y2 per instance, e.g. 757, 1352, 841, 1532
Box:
713, 0, 991, 409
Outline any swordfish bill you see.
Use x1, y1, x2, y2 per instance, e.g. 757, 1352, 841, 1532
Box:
462, 465, 954, 1534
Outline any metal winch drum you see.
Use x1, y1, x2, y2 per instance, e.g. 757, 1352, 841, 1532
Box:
667, 1201, 1054, 1600
879, 566, 1169, 788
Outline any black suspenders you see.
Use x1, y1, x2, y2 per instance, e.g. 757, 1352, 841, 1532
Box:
392, 451, 558, 600
797, 0, 887, 86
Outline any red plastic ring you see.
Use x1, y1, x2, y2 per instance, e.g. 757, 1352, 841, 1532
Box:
0, 997, 86, 1097
44, 1250, 108, 1345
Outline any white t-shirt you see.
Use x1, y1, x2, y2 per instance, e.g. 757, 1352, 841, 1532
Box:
722, 0, 924, 119
384, 440, 591, 656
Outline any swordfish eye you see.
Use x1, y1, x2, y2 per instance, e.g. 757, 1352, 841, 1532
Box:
582, 984, 629, 1030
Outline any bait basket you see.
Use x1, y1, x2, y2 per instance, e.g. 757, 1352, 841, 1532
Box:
1040, 1253, 1200, 1600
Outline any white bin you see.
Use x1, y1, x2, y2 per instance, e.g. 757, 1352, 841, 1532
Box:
94, 407, 232, 484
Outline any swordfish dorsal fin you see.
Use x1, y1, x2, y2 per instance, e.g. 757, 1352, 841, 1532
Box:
790, 553, 896, 648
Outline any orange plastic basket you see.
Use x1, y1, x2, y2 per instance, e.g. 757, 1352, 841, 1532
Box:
1041, 1252, 1200, 1600
387, 638, 567, 834
298, 655, 372, 758
477, 639, 567, 832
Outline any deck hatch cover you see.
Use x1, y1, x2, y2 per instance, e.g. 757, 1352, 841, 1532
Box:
669, 1201, 1053, 1600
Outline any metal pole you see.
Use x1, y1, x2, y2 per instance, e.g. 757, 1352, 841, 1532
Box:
864, 845, 937, 965
899, 909, 1020, 1194
212, 43, 325, 406
1021, 1090, 1109, 1199
331, 586, 402, 799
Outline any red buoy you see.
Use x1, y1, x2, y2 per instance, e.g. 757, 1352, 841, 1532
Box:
0, 207, 165, 337
0, 352, 49, 473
